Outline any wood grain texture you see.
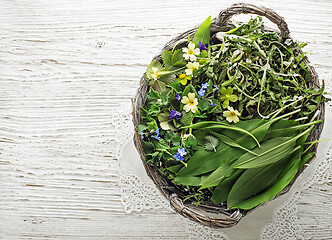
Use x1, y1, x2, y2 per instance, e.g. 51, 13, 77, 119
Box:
0, 0, 331, 239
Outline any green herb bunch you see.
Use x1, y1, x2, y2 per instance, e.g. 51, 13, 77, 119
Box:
138, 16, 327, 209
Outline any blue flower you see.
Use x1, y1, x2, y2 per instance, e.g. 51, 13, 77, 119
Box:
177, 148, 187, 157
174, 152, 184, 161
198, 88, 206, 97
174, 147, 187, 161
169, 110, 182, 120
208, 99, 215, 106
140, 130, 144, 139
151, 135, 160, 140
175, 93, 181, 101
199, 41, 208, 50
151, 127, 160, 140
201, 82, 209, 89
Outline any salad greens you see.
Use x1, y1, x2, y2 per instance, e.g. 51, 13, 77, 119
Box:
138, 16, 327, 209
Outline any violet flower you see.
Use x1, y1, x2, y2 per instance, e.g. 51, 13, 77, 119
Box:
199, 41, 208, 50
175, 93, 181, 101
169, 110, 182, 120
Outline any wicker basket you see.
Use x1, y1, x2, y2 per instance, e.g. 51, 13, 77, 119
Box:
132, 3, 325, 228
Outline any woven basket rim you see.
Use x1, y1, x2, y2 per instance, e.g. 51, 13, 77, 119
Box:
131, 3, 326, 229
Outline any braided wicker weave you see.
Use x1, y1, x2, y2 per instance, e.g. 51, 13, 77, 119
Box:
132, 3, 325, 228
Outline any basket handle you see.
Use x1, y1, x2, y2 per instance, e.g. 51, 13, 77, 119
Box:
216, 3, 290, 40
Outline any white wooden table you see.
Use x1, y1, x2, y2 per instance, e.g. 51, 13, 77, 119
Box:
1, 0, 331, 239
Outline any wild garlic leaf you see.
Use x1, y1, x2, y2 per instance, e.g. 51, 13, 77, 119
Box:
193, 16, 211, 47
204, 135, 219, 152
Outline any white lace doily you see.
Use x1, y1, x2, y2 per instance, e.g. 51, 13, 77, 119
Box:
114, 105, 331, 239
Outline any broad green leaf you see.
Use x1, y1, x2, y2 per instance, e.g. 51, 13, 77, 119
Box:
198, 98, 209, 111
193, 16, 211, 47
182, 84, 197, 97
211, 170, 244, 204
173, 176, 201, 186
171, 49, 184, 64
167, 164, 182, 174
158, 73, 176, 85
187, 121, 260, 147
146, 61, 162, 80
199, 162, 234, 189
162, 50, 172, 70
177, 110, 301, 176
212, 132, 258, 155
232, 148, 303, 209
177, 119, 265, 176
234, 126, 313, 169
180, 111, 194, 126
227, 158, 287, 208
299, 151, 315, 169
149, 88, 160, 100
234, 137, 295, 169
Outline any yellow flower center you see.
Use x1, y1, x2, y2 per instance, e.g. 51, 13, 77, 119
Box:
154, 72, 159, 77
179, 73, 186, 79
188, 100, 195, 106
188, 49, 194, 55
229, 111, 237, 117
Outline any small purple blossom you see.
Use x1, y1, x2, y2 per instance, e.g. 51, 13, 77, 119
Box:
175, 93, 181, 101
140, 130, 144, 139
198, 88, 206, 97
201, 82, 209, 89
169, 110, 182, 120
199, 41, 208, 50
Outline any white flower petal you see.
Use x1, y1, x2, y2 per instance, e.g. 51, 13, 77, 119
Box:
194, 98, 198, 105
193, 62, 200, 68
185, 69, 192, 75
233, 116, 240, 123
186, 62, 193, 68
194, 49, 200, 55
183, 54, 190, 60
227, 106, 234, 111
188, 42, 195, 50
182, 47, 189, 53
189, 55, 196, 61
183, 104, 191, 112
181, 96, 189, 104
191, 105, 198, 113
188, 93, 195, 100
226, 116, 234, 123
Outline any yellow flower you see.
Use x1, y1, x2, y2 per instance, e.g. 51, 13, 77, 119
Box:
150, 67, 160, 80
223, 106, 241, 123
181, 92, 198, 113
219, 87, 238, 108
178, 73, 191, 85
185, 62, 199, 76
182, 42, 200, 61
